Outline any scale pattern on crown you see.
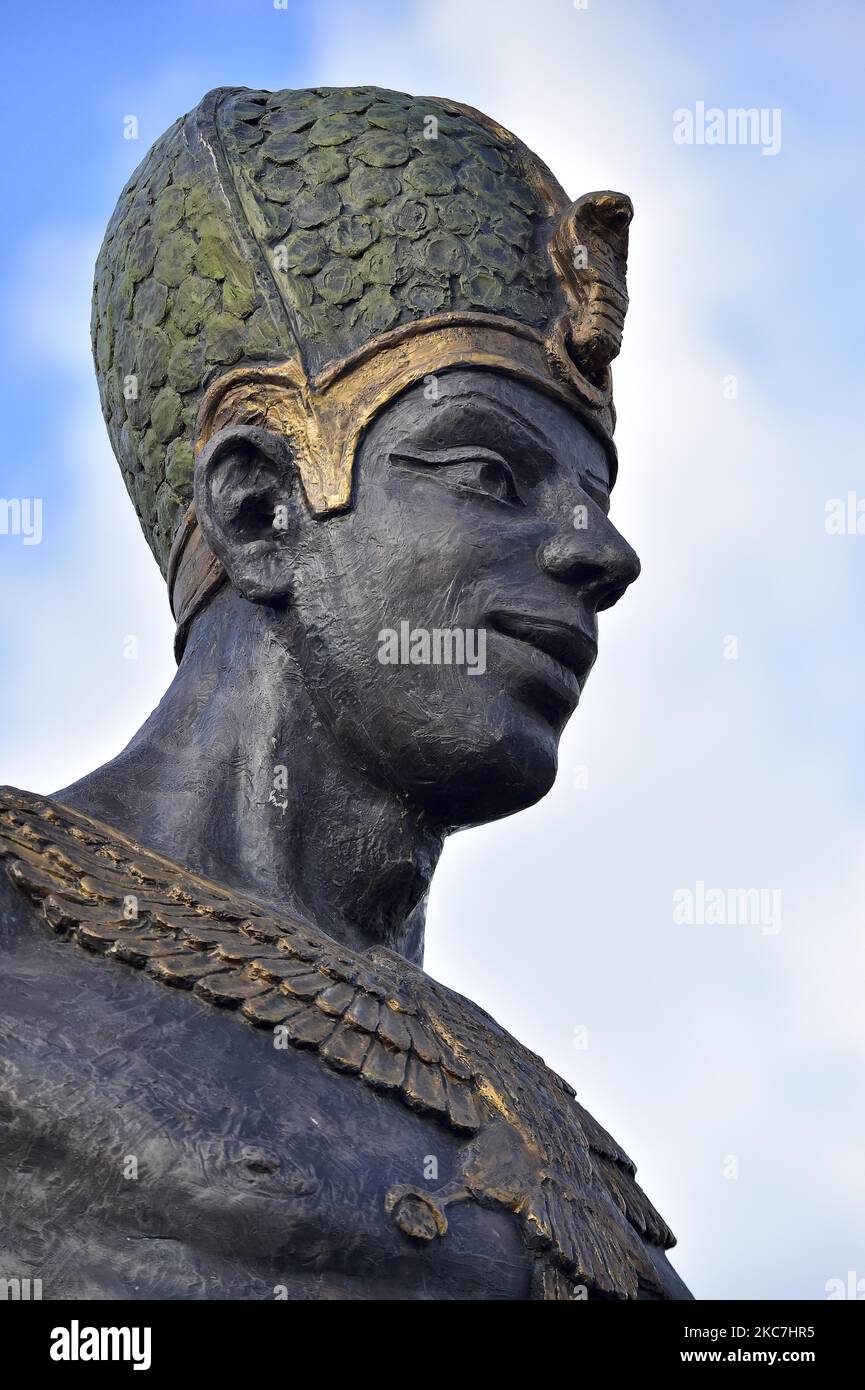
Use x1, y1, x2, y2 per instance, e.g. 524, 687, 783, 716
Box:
92, 86, 566, 577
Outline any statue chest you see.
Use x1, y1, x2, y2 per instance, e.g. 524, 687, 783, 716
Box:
0, 913, 532, 1300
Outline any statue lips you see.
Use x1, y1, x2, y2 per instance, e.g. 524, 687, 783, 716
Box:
486, 609, 598, 720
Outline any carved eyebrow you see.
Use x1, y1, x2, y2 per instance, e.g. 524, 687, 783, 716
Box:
390, 444, 512, 468
391, 399, 555, 484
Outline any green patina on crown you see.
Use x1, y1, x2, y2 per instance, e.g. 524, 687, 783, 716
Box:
92, 86, 570, 575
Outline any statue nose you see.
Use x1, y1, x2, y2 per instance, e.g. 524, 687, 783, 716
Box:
537, 529, 641, 610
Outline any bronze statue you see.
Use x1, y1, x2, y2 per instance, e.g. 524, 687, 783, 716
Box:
0, 86, 692, 1300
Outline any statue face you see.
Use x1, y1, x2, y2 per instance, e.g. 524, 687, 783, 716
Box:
276, 369, 640, 827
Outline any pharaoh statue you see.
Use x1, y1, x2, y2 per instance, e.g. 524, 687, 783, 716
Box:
0, 86, 692, 1300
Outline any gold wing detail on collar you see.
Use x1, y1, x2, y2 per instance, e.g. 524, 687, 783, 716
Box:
0, 787, 684, 1300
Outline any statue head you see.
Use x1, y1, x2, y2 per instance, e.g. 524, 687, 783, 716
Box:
93, 86, 639, 828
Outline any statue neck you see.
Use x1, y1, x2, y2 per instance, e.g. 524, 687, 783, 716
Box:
56, 591, 442, 967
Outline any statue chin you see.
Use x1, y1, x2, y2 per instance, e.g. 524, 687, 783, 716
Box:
440, 748, 559, 828
379, 717, 561, 829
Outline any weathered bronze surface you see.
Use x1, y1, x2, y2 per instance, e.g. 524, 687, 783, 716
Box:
0, 85, 691, 1300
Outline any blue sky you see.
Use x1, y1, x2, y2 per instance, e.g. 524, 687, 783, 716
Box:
1, 0, 863, 1300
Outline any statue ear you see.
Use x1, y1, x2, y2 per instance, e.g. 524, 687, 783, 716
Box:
193, 424, 304, 605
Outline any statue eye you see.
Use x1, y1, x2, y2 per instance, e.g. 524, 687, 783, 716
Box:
391, 448, 525, 508
444, 455, 524, 506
